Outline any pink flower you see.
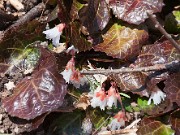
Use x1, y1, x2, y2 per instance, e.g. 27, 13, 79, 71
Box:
108, 111, 126, 130
91, 87, 107, 110
61, 57, 75, 83
107, 86, 118, 108
70, 69, 86, 88
43, 23, 65, 46
61, 57, 86, 88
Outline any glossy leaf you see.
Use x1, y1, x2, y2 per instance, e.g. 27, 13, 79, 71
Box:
137, 118, 174, 135
109, 0, 164, 25
110, 72, 149, 97
164, 73, 180, 106
134, 40, 180, 67
2, 48, 67, 120
94, 24, 148, 60
110, 39, 180, 97
79, 0, 111, 35
0, 20, 45, 63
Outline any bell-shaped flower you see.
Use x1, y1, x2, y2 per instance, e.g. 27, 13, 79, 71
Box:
107, 86, 118, 108
70, 69, 87, 88
43, 23, 65, 46
60, 57, 75, 83
147, 90, 166, 105
90, 86, 107, 110
108, 111, 126, 130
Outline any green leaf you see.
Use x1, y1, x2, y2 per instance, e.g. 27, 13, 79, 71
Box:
137, 118, 175, 135
165, 10, 180, 34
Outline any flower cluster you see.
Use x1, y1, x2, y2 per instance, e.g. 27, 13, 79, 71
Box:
90, 82, 120, 110
61, 57, 86, 88
108, 111, 127, 130
43, 23, 65, 46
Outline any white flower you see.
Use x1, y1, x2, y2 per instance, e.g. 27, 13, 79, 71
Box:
90, 87, 107, 110
108, 118, 125, 130
66, 45, 79, 54
60, 57, 75, 83
108, 111, 126, 130
107, 86, 118, 108
61, 69, 72, 83
43, 23, 65, 46
4, 81, 15, 90
147, 90, 166, 105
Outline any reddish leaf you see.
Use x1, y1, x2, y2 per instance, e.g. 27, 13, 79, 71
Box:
69, 22, 92, 52
164, 73, 180, 106
110, 72, 149, 97
134, 40, 180, 67
109, 0, 164, 25
79, 0, 111, 35
0, 20, 45, 62
137, 118, 174, 135
2, 48, 67, 120
110, 40, 179, 96
169, 109, 180, 135
94, 24, 148, 60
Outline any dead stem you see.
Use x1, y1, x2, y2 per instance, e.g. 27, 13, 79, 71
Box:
147, 12, 180, 52
81, 61, 179, 75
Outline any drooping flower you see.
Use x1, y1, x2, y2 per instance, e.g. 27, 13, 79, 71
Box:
43, 23, 65, 46
60, 57, 75, 83
60, 57, 86, 88
108, 111, 126, 130
70, 69, 87, 88
90, 86, 107, 110
66, 45, 79, 55
147, 90, 166, 105
107, 86, 118, 108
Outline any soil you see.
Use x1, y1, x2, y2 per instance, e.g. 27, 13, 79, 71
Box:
0, 1, 47, 134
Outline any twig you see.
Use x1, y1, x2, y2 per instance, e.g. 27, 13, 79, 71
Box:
0, 3, 45, 41
147, 12, 180, 52
81, 61, 180, 75
98, 128, 138, 135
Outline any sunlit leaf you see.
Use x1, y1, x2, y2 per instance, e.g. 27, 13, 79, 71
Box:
137, 118, 174, 135
164, 73, 180, 106
94, 24, 148, 60
134, 40, 180, 67
0, 20, 45, 62
109, 0, 164, 25
79, 0, 111, 35
110, 72, 149, 97
2, 48, 67, 120
110, 39, 180, 97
